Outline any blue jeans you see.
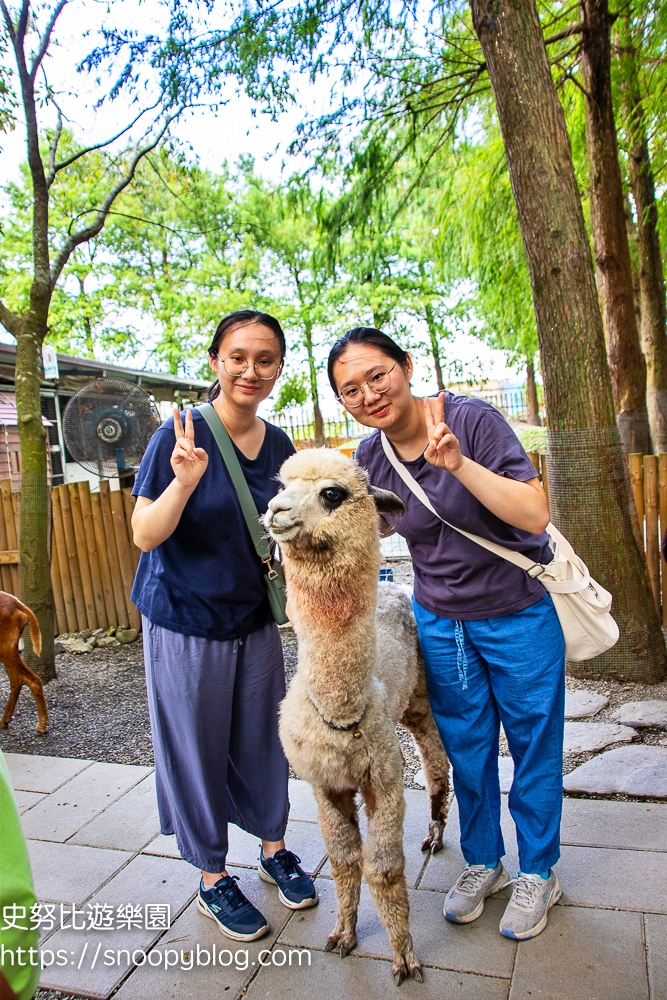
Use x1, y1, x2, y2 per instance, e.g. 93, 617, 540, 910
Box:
413, 593, 565, 874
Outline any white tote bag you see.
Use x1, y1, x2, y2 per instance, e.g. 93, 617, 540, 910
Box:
380, 432, 619, 662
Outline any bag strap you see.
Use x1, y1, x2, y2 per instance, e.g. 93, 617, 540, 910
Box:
197, 403, 272, 563
380, 430, 547, 578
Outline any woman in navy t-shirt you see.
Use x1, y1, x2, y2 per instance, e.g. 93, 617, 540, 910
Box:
328, 327, 565, 943
131, 310, 317, 942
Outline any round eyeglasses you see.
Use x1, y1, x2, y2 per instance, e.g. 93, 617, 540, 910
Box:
337, 364, 397, 408
217, 354, 282, 380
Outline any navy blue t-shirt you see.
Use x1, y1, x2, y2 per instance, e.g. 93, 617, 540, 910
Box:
131, 410, 295, 640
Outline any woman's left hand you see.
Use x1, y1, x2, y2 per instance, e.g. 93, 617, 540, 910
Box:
423, 393, 464, 474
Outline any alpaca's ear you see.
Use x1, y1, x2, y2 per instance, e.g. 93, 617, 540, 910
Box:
368, 485, 405, 517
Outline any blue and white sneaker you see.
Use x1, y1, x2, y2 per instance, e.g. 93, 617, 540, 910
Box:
196, 875, 269, 941
258, 848, 318, 910
499, 871, 562, 940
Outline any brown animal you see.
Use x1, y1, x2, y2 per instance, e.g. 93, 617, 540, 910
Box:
265, 449, 450, 986
0, 593, 48, 734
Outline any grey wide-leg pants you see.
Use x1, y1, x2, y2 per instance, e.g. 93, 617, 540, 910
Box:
142, 616, 290, 872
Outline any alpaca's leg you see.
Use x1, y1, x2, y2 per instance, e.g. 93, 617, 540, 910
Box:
313, 786, 363, 958
361, 769, 422, 986
401, 668, 450, 854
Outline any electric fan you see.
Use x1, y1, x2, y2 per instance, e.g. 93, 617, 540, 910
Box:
62, 378, 161, 480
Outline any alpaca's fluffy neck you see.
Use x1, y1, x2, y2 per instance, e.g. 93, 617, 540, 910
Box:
284, 545, 380, 724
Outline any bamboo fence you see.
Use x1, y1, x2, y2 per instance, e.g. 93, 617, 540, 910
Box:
0, 479, 141, 635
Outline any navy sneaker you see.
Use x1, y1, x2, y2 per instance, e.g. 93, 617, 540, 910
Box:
196, 875, 269, 941
259, 848, 318, 910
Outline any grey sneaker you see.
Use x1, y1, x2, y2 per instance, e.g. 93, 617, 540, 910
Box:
499, 871, 562, 940
444, 862, 510, 924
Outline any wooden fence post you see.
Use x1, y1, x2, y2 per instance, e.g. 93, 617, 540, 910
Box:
57, 484, 88, 632
50, 541, 67, 636
628, 453, 645, 527
98, 481, 129, 627
0, 481, 14, 594
109, 488, 141, 631
122, 489, 140, 574
0, 480, 19, 595
68, 483, 97, 631
90, 489, 118, 628
659, 454, 667, 627
78, 482, 108, 631
51, 488, 78, 633
644, 455, 661, 615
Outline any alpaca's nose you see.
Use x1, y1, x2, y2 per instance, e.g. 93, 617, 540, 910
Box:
268, 492, 294, 515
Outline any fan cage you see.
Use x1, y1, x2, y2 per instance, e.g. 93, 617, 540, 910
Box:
62, 378, 162, 479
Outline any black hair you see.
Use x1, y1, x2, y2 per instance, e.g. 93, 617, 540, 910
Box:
327, 327, 409, 394
207, 309, 286, 402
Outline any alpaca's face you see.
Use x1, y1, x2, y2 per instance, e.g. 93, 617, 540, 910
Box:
264, 449, 403, 550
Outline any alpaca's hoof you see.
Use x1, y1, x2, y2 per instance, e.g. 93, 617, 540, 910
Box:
421, 820, 445, 854
392, 954, 423, 987
35, 724, 48, 734
420, 834, 443, 854
0, 719, 8, 729
324, 929, 356, 958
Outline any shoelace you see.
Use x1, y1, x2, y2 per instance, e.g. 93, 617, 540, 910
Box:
454, 864, 493, 896
272, 850, 304, 880
208, 875, 247, 912
507, 874, 544, 910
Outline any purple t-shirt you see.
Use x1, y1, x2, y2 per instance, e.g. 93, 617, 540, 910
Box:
355, 392, 552, 620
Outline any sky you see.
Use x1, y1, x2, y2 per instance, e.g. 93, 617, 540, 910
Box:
0, 0, 521, 399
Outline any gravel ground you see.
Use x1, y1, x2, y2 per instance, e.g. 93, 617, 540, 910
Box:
0, 640, 153, 765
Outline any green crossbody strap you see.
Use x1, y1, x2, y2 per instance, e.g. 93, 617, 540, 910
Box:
197, 404, 288, 626
197, 402, 271, 561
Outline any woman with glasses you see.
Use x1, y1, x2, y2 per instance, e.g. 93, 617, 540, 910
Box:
131, 310, 317, 945
328, 327, 565, 943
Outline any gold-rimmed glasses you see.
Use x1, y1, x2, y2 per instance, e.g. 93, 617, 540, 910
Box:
217, 354, 282, 380
337, 364, 397, 408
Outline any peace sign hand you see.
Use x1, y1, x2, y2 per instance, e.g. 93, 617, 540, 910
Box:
423, 392, 464, 473
170, 405, 209, 489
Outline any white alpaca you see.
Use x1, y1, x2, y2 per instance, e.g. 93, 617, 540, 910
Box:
264, 448, 450, 986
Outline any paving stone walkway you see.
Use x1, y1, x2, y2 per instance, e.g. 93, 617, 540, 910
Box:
6, 752, 667, 1000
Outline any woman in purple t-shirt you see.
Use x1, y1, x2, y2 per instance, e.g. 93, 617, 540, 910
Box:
328, 327, 566, 943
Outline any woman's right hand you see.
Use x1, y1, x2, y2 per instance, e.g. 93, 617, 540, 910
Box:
171, 405, 209, 488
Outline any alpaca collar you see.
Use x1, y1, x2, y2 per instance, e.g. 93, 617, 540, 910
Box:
308, 695, 368, 738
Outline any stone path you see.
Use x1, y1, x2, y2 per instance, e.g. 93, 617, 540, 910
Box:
6, 752, 667, 1000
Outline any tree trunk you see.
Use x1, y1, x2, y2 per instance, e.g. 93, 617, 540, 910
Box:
619, 33, 667, 453
424, 301, 445, 391
470, 0, 666, 682
15, 314, 56, 682
580, 0, 652, 455
526, 357, 541, 425
304, 321, 325, 447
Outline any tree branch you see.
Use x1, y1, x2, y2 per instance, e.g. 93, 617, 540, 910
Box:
51, 99, 161, 176
29, 0, 68, 80
0, 0, 17, 44
49, 110, 183, 288
544, 21, 586, 45
0, 300, 23, 338
46, 101, 63, 187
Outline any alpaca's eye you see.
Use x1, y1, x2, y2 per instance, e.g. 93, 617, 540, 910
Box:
320, 487, 348, 510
